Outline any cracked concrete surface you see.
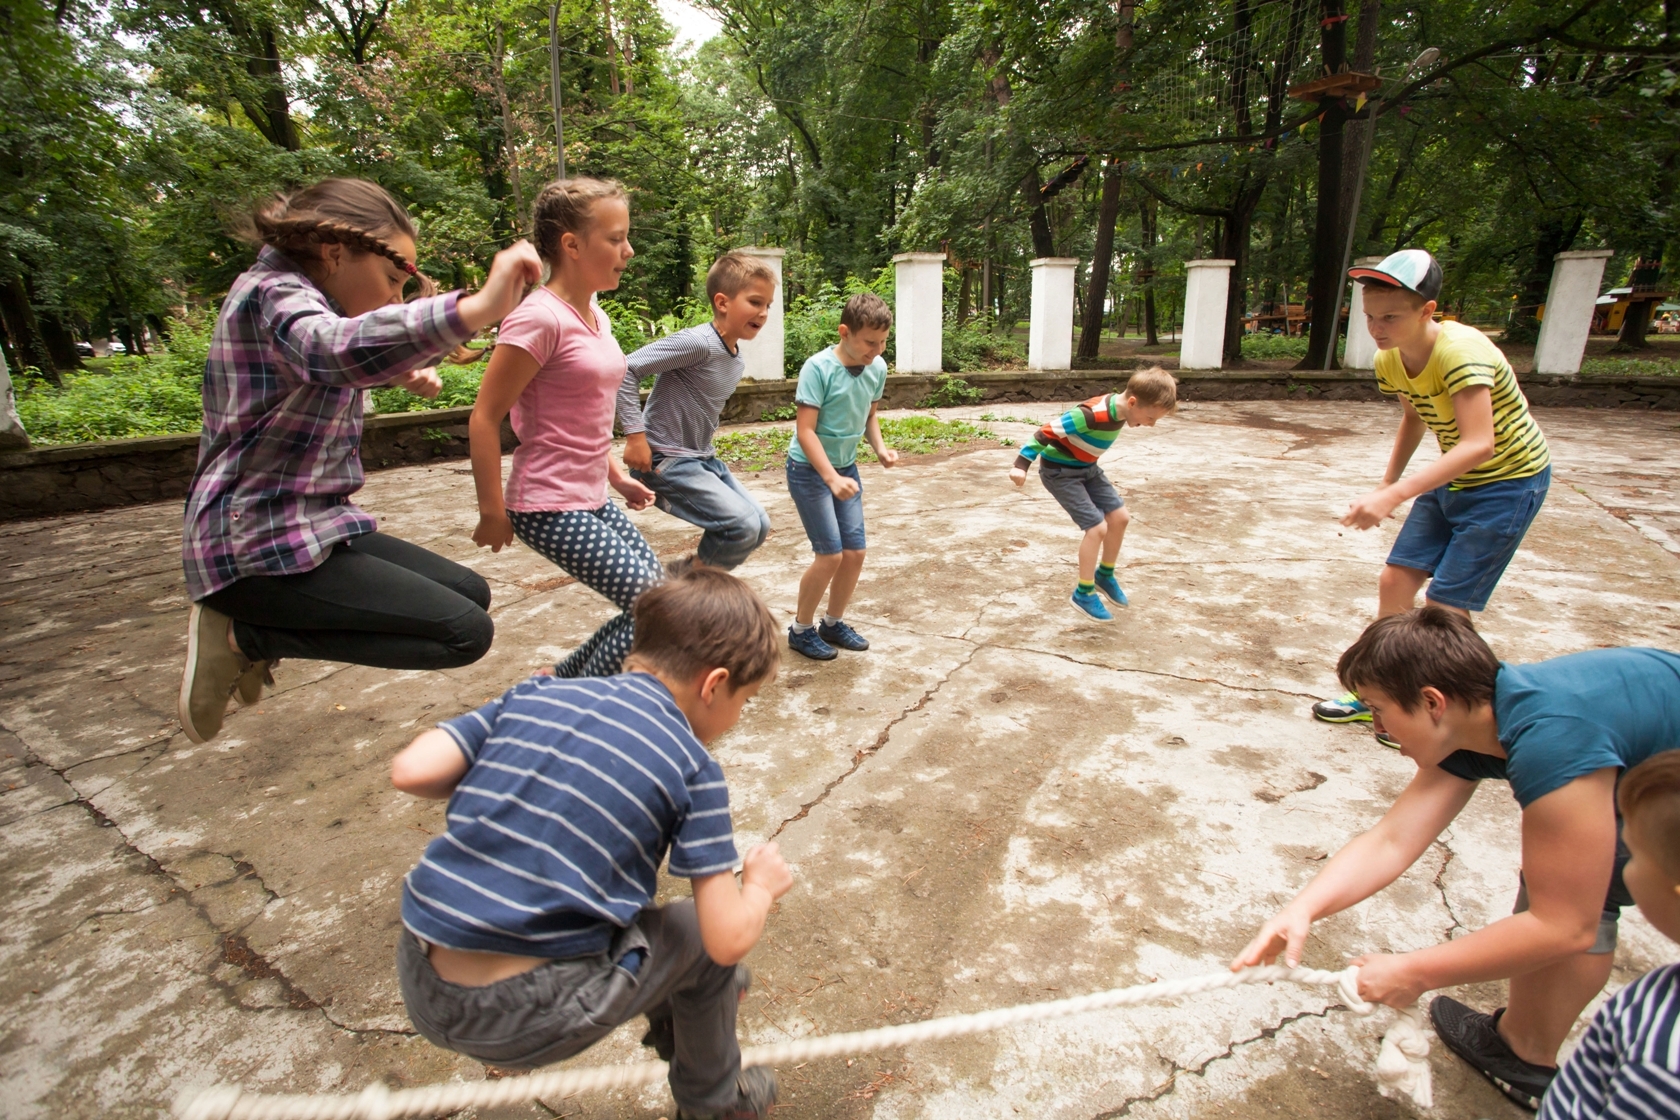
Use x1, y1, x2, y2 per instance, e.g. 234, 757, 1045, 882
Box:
2, 401, 1677, 1120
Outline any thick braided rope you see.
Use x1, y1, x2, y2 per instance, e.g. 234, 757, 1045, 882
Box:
175, 964, 1409, 1120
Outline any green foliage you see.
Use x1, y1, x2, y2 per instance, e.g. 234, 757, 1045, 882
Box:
979, 412, 1043, 425
915, 374, 984, 409
944, 317, 1025, 372
1580, 356, 1680, 378
712, 426, 793, 470
1241, 334, 1312, 360
783, 269, 896, 377
366, 363, 488, 413
714, 415, 995, 470
759, 404, 797, 421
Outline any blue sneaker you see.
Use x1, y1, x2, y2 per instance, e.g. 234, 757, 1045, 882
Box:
818, 618, 869, 651
787, 625, 837, 661
1070, 588, 1113, 622
1093, 572, 1128, 607
1312, 691, 1372, 723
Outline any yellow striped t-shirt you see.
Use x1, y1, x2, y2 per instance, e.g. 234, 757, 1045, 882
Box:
1374, 321, 1550, 489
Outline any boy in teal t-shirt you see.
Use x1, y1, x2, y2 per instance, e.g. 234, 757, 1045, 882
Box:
784, 292, 897, 661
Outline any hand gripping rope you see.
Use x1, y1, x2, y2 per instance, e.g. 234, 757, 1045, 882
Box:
174, 964, 1431, 1120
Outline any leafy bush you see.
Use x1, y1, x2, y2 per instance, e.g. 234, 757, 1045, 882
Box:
600, 294, 712, 356
366, 362, 487, 413
783, 269, 895, 377
1240, 333, 1311, 360
759, 403, 797, 421
915, 374, 984, 408
15, 309, 216, 443
943, 315, 1024, 371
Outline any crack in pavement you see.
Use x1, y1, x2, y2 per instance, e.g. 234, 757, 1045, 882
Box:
1432, 837, 1466, 941
996, 644, 1325, 700
1088, 1005, 1342, 1118
767, 643, 981, 842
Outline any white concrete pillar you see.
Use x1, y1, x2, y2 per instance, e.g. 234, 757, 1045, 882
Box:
0, 343, 26, 450
1028, 257, 1079, 371
1179, 259, 1234, 370
1344, 255, 1386, 370
892, 252, 945, 373
1535, 249, 1615, 375
736, 246, 786, 380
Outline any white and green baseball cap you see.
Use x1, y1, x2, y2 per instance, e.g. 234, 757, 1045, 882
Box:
1349, 249, 1442, 302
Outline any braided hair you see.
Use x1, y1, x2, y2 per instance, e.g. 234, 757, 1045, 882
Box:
235, 179, 440, 299
530, 177, 629, 266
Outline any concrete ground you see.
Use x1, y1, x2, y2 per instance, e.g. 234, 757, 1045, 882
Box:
3, 400, 1678, 1120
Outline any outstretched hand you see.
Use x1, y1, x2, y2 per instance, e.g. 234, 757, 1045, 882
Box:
392, 366, 442, 399
459, 241, 543, 332
1231, 906, 1312, 971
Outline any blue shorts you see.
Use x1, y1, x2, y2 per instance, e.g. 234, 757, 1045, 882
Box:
787, 460, 865, 555
1387, 466, 1550, 611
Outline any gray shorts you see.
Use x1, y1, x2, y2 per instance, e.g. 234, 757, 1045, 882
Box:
397, 900, 746, 1113
1512, 825, 1632, 955
1039, 462, 1124, 531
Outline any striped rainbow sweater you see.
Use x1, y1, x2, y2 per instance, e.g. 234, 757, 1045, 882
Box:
1014, 394, 1126, 470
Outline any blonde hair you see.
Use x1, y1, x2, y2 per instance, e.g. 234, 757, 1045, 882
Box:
530, 177, 629, 264
235, 178, 440, 298
1125, 367, 1178, 412
705, 252, 777, 304
840, 291, 892, 332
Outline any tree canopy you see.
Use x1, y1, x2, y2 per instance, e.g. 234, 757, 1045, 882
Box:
3, 0, 1676, 380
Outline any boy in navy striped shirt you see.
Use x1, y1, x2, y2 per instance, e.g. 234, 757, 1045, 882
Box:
391, 565, 791, 1120
1541, 752, 1680, 1119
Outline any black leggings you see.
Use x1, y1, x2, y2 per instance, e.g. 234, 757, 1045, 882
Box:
202, 532, 493, 670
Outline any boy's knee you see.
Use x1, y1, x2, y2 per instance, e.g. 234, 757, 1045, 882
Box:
1108, 507, 1130, 525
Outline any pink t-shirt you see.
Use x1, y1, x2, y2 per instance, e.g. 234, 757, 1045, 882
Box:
495, 287, 627, 512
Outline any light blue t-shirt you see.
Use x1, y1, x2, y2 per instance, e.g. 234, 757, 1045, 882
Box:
1439, 648, 1680, 807
787, 347, 888, 470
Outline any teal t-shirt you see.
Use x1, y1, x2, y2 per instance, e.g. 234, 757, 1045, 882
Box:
1438, 648, 1680, 807
787, 348, 888, 469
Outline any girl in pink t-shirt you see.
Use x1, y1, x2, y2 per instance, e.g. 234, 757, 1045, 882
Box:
468, 178, 661, 677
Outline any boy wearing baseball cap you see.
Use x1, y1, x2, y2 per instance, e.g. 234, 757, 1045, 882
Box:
1312, 249, 1552, 742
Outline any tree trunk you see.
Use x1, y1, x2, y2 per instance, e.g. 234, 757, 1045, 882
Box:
1334, 0, 1380, 262
0, 276, 58, 384
109, 267, 146, 357
1137, 197, 1159, 345
1023, 168, 1055, 259
957, 267, 972, 322
1506, 217, 1580, 344
251, 25, 300, 150
1078, 161, 1124, 359
1299, 1, 1349, 370
39, 309, 82, 371
1222, 177, 1267, 363
493, 24, 525, 234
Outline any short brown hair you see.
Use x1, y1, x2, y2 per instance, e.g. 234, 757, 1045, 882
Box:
1619, 751, 1680, 880
531, 177, 629, 264
1336, 606, 1501, 713
628, 562, 780, 689
706, 252, 777, 304
1125, 367, 1178, 412
840, 291, 892, 332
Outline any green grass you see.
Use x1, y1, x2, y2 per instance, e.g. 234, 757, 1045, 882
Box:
979, 412, 1043, 425
713, 416, 996, 472
1240, 334, 1312, 360
1578, 356, 1680, 377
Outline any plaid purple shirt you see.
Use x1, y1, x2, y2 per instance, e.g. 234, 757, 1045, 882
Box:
182, 247, 473, 600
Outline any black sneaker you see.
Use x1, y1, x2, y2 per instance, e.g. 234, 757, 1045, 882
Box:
1430, 996, 1557, 1110
676, 1066, 777, 1120
818, 617, 869, 651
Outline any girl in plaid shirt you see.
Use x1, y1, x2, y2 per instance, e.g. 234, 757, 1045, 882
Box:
179, 178, 541, 744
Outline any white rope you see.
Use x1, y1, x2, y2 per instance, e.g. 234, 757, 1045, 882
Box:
174, 963, 1430, 1120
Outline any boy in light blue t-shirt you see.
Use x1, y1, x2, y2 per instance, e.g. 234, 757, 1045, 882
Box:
784, 291, 897, 661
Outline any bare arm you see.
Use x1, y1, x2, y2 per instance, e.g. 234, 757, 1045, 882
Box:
1345, 387, 1496, 528
391, 728, 471, 799
1353, 768, 1617, 1006
469, 344, 541, 551
691, 843, 794, 965
1382, 398, 1429, 485
1234, 764, 1476, 969
795, 404, 858, 499
864, 401, 896, 467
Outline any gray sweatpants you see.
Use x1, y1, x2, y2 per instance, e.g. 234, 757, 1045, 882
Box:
398, 900, 744, 1114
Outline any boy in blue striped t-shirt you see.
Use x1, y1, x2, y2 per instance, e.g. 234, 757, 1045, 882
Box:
391, 564, 791, 1120
1541, 751, 1680, 1120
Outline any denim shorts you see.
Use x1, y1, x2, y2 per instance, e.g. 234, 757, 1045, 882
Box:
1387, 466, 1550, 611
1039, 462, 1124, 531
787, 459, 865, 554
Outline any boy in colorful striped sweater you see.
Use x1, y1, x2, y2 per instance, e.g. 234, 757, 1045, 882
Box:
1009, 368, 1177, 621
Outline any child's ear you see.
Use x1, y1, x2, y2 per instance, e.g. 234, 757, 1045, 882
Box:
699, 666, 730, 703
712, 291, 729, 316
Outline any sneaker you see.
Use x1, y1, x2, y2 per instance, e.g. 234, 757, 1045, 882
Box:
234, 658, 276, 706
1093, 572, 1129, 607
1374, 728, 1401, 750
1312, 691, 1372, 723
818, 618, 869, 651
787, 625, 837, 661
1430, 997, 1556, 1110
1070, 588, 1113, 622
676, 1066, 778, 1120
178, 605, 251, 744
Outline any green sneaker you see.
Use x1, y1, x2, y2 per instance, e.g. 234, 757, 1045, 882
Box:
1311, 691, 1371, 723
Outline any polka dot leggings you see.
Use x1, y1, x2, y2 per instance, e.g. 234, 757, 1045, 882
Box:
509, 503, 663, 679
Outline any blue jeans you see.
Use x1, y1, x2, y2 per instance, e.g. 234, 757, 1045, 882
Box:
786, 460, 865, 555
1387, 466, 1550, 612
630, 453, 770, 570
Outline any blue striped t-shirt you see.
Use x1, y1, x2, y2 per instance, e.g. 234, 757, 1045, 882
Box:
401, 673, 740, 958
1541, 963, 1680, 1120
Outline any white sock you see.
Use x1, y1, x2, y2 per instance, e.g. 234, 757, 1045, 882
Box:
791, 620, 814, 633
822, 614, 842, 627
